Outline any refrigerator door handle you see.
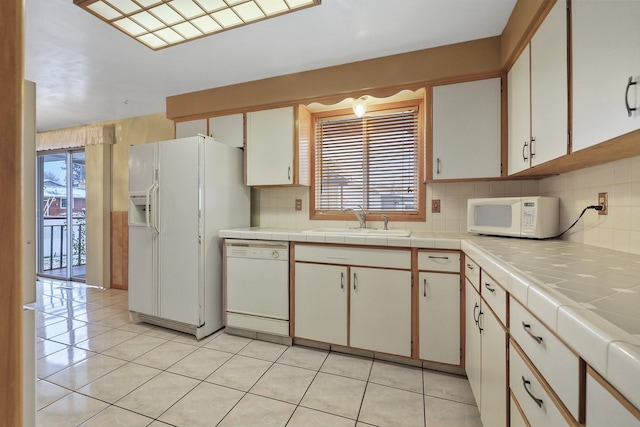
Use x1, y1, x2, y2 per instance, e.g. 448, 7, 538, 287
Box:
145, 183, 159, 233
149, 182, 159, 234
145, 183, 152, 229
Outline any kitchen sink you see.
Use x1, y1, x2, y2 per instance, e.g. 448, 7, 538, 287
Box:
302, 228, 411, 237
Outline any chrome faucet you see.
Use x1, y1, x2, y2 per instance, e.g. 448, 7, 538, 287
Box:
344, 205, 367, 228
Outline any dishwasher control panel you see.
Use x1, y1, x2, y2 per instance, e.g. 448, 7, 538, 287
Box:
226, 240, 289, 261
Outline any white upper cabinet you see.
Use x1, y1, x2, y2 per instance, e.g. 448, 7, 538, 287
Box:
572, 1, 640, 151
508, 45, 531, 175
508, 0, 568, 175
530, 0, 568, 166
209, 114, 243, 148
175, 118, 207, 138
432, 78, 501, 179
246, 106, 310, 186
246, 106, 295, 186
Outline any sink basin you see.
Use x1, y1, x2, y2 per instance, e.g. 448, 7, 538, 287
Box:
303, 228, 411, 237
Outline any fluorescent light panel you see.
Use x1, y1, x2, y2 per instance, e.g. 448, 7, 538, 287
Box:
75, 0, 320, 50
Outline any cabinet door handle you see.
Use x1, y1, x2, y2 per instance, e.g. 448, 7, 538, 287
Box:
484, 282, 496, 294
530, 136, 536, 158
626, 76, 637, 117
353, 273, 357, 290
478, 311, 484, 333
522, 322, 543, 344
340, 272, 344, 289
287, 166, 292, 181
473, 303, 480, 325
522, 140, 529, 162
423, 278, 427, 297
522, 376, 544, 408
466, 263, 474, 270
436, 158, 441, 175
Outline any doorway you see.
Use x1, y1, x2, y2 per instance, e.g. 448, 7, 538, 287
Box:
37, 150, 86, 281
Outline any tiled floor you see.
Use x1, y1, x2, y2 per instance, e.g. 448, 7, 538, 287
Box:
35, 279, 482, 427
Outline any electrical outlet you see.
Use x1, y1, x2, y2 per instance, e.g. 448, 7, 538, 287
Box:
432, 199, 441, 213
295, 199, 302, 211
598, 192, 608, 215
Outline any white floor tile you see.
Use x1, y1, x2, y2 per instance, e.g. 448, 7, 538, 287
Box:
35, 283, 481, 427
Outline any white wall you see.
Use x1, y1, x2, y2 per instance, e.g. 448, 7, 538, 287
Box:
256, 154, 640, 256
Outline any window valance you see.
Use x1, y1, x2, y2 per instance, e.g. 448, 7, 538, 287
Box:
36, 124, 115, 151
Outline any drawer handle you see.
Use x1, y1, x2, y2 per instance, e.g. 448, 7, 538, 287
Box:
423, 278, 427, 297
522, 376, 544, 408
340, 272, 344, 289
466, 263, 475, 270
428, 255, 449, 260
484, 283, 496, 294
522, 322, 543, 344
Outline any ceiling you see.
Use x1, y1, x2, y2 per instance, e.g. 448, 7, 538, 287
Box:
25, 0, 517, 132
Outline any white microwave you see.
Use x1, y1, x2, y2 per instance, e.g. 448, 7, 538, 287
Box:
467, 196, 560, 239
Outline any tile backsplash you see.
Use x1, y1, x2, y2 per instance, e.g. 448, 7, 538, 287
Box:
539, 155, 640, 255
255, 155, 640, 255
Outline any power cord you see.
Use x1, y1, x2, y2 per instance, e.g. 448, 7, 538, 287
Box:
551, 205, 604, 239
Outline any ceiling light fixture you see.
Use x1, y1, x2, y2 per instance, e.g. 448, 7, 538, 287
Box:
353, 96, 368, 118
74, 0, 321, 50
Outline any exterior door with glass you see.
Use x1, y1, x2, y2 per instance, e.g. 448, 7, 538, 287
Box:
37, 150, 86, 281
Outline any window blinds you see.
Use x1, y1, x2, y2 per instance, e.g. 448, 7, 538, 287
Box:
314, 107, 419, 213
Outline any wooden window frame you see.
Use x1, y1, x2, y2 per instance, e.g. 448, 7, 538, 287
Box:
310, 99, 426, 222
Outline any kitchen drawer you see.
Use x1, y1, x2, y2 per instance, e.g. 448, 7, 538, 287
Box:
586, 367, 640, 426
510, 394, 529, 427
464, 256, 480, 292
417, 251, 460, 272
480, 271, 507, 325
294, 244, 410, 269
510, 297, 581, 421
510, 342, 574, 427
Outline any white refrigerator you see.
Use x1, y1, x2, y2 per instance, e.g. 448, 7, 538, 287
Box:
128, 135, 250, 339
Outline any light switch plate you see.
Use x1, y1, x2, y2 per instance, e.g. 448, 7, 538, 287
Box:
432, 199, 441, 213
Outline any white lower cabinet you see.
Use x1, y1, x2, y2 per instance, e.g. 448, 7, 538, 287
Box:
293, 245, 411, 357
510, 395, 528, 427
418, 271, 460, 364
418, 251, 461, 365
479, 302, 507, 427
586, 368, 640, 427
510, 342, 572, 427
294, 262, 347, 346
465, 279, 507, 427
510, 298, 581, 420
350, 267, 411, 356
465, 280, 482, 406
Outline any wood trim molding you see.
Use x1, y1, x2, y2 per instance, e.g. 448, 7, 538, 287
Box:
511, 128, 640, 177
110, 211, 128, 290
167, 36, 502, 120
0, 0, 25, 424
501, 0, 556, 70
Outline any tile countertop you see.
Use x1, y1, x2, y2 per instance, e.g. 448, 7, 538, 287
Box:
219, 227, 640, 409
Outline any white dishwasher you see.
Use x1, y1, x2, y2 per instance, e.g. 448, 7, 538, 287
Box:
225, 240, 290, 336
